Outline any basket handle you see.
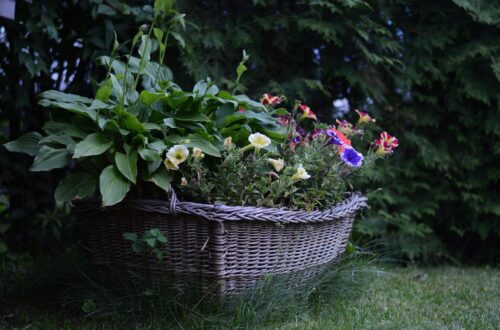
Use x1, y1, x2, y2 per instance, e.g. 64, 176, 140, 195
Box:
167, 186, 178, 214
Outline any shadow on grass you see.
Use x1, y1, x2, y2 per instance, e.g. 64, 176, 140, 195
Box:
0, 242, 390, 329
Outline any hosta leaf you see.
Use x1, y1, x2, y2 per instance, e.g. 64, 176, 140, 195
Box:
99, 165, 130, 206
185, 134, 221, 157
73, 133, 113, 158
174, 112, 211, 122
39, 134, 75, 147
139, 90, 165, 106
148, 166, 171, 192
43, 121, 88, 139
55, 171, 96, 201
115, 151, 138, 183
30, 146, 71, 171
4, 132, 43, 156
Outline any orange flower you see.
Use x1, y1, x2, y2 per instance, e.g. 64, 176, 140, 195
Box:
328, 127, 351, 152
298, 104, 317, 121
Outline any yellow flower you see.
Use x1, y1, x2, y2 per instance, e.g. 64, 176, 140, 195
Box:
192, 147, 204, 159
166, 145, 189, 165
164, 159, 179, 171
267, 158, 285, 172
224, 136, 232, 150
248, 133, 271, 150
291, 164, 311, 181
181, 177, 188, 186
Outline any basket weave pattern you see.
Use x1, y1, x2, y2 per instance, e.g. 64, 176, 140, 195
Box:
75, 193, 367, 294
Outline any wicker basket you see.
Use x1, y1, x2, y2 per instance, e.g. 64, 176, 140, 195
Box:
74, 190, 367, 294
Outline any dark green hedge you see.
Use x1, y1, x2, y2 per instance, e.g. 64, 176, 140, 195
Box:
1, 0, 499, 262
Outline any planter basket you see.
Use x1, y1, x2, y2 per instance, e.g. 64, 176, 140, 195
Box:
74, 191, 367, 294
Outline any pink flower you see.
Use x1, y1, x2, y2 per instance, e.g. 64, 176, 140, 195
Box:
355, 109, 376, 125
298, 104, 317, 121
374, 131, 398, 155
260, 93, 282, 106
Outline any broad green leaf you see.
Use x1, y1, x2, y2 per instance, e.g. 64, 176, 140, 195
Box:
163, 118, 178, 128
96, 85, 112, 102
138, 147, 161, 162
148, 140, 168, 153
39, 133, 75, 147
139, 90, 165, 105
99, 165, 130, 206
103, 120, 130, 136
43, 121, 88, 139
193, 80, 219, 96
234, 94, 266, 111
185, 134, 221, 157
174, 112, 211, 122
214, 104, 236, 127
115, 151, 138, 183
143, 123, 162, 131
39, 90, 94, 105
122, 112, 146, 133
73, 133, 113, 158
145, 238, 157, 247
148, 167, 171, 192
39, 98, 98, 122
4, 132, 43, 156
30, 146, 71, 171
54, 171, 96, 201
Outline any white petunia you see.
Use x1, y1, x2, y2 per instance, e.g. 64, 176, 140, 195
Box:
291, 164, 311, 181
166, 145, 189, 165
248, 133, 271, 149
267, 158, 285, 172
164, 159, 179, 171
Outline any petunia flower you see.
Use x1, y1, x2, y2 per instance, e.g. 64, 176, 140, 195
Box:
248, 133, 271, 150
164, 159, 179, 171
166, 145, 189, 165
325, 129, 342, 145
298, 104, 317, 121
355, 109, 376, 125
340, 146, 363, 167
260, 93, 283, 106
291, 164, 311, 181
192, 147, 204, 159
327, 127, 351, 152
267, 158, 285, 172
224, 136, 233, 151
374, 131, 398, 155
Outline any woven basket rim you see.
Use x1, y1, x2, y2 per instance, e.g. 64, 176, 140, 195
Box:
73, 192, 368, 224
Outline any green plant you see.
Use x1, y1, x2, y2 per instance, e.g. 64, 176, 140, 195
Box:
3, 5, 287, 207
123, 228, 167, 261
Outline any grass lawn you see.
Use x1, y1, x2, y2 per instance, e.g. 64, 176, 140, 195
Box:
279, 267, 500, 330
1, 252, 499, 329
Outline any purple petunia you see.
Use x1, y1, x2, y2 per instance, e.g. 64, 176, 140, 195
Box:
340, 146, 363, 167
326, 129, 342, 145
